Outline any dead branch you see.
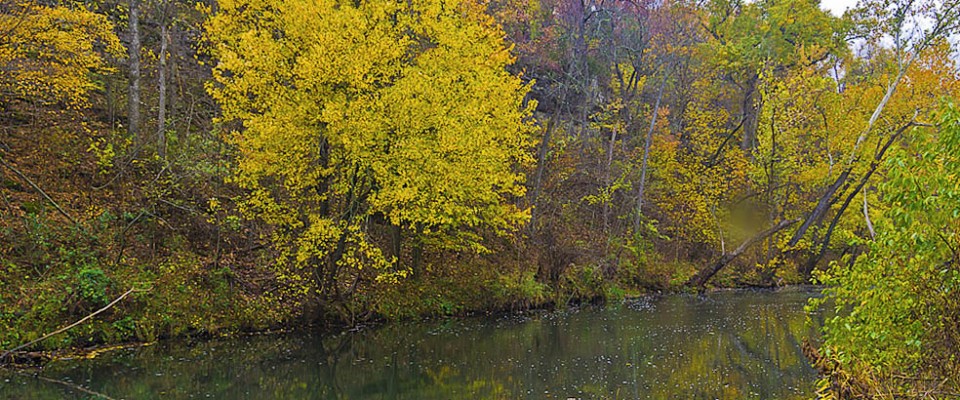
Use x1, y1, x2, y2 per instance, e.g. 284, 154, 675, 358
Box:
0, 153, 78, 226
686, 219, 800, 289
1, 288, 137, 362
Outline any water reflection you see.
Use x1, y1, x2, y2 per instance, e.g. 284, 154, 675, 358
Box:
1, 288, 820, 399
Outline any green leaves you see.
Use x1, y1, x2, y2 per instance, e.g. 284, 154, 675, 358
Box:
816, 99, 960, 391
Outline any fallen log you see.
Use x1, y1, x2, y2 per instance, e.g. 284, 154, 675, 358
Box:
1, 287, 137, 365
1, 351, 51, 367
685, 219, 800, 289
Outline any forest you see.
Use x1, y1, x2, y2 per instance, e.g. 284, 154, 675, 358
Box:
1, 0, 959, 397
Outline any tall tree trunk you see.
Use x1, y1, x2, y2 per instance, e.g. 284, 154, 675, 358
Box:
390, 222, 401, 269
602, 125, 617, 234
788, 62, 914, 248
788, 169, 850, 247
529, 97, 564, 233
575, 9, 590, 142
157, 22, 168, 160
740, 76, 760, 151
863, 187, 875, 239
634, 75, 667, 232
764, 105, 779, 268
411, 223, 424, 278
106, 75, 117, 129
127, 0, 141, 142
0, 157, 77, 226
799, 119, 917, 277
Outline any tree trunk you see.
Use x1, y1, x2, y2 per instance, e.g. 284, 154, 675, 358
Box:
789, 61, 914, 247
575, 11, 590, 142
0, 156, 77, 226
529, 100, 563, 232
390, 222, 401, 269
686, 219, 799, 289
602, 125, 617, 233
787, 169, 849, 247
634, 75, 667, 232
411, 223, 424, 278
800, 174, 873, 278
127, 0, 141, 141
863, 187, 875, 239
799, 120, 917, 276
157, 22, 168, 160
740, 76, 760, 151
106, 74, 117, 129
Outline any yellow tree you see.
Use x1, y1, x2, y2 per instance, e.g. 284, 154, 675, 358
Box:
0, 1, 121, 226
0, 1, 122, 109
786, 0, 960, 267
206, 0, 536, 303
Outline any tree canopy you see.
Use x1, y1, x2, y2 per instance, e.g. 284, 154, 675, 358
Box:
0, 1, 122, 108
206, 0, 536, 298
1, 0, 959, 394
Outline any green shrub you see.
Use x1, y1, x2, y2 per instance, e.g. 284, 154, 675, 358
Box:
813, 101, 960, 396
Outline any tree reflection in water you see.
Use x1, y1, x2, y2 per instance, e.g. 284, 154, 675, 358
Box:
1, 288, 820, 399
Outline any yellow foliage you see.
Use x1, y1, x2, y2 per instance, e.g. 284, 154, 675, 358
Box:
206, 0, 537, 287
0, 1, 123, 108
649, 74, 749, 248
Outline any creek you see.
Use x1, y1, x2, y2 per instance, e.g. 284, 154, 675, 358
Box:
1, 287, 822, 399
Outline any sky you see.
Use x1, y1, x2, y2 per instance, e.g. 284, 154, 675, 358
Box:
818, 0, 859, 16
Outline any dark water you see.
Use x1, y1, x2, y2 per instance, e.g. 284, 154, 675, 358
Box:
1, 288, 821, 399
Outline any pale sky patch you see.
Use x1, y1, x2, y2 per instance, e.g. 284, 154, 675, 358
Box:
819, 0, 859, 16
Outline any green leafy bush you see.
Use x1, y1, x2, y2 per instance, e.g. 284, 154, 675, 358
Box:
813, 100, 960, 396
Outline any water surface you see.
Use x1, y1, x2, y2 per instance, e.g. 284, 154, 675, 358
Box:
1, 288, 820, 399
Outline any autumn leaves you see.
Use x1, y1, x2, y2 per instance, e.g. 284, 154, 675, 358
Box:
206, 0, 536, 298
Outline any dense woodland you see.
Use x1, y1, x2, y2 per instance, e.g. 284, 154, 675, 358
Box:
1, 0, 959, 396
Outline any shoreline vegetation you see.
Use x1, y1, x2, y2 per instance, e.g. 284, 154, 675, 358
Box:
1, 0, 958, 397
3, 289, 819, 399
1, 285, 815, 369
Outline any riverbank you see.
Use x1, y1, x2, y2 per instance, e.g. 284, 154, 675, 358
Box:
1, 289, 821, 399
0, 272, 814, 370
0, 264, 623, 367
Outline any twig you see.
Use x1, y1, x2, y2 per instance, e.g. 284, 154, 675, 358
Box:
115, 211, 146, 266
0, 154, 78, 226
863, 187, 875, 239
158, 198, 197, 214
1, 288, 137, 360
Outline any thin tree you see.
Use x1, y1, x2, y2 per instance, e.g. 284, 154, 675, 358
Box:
128, 0, 142, 142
